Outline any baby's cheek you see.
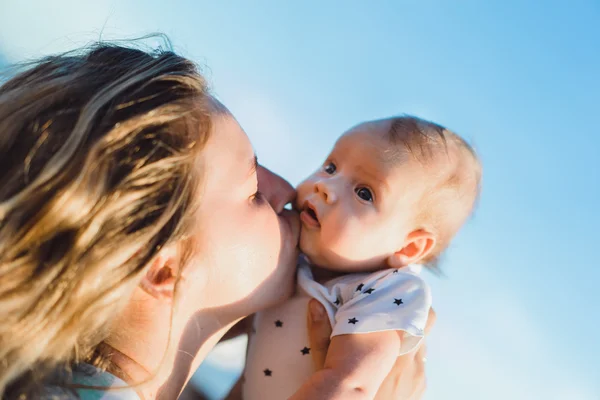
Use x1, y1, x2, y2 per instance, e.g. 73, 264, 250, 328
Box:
324, 229, 357, 259
339, 225, 382, 261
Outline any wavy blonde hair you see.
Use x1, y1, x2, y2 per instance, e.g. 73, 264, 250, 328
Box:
0, 43, 212, 397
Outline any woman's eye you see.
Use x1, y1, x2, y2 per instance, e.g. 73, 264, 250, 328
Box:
323, 162, 336, 175
355, 187, 373, 202
251, 190, 265, 204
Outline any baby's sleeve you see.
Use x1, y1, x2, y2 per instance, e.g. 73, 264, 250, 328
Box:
332, 271, 432, 355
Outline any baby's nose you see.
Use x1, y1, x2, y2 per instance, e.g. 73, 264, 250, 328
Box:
315, 180, 337, 204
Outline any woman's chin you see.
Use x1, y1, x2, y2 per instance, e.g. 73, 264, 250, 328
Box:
259, 262, 298, 311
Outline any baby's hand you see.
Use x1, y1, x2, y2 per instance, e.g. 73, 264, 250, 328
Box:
307, 298, 333, 370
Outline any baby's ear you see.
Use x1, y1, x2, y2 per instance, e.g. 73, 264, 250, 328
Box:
387, 229, 436, 268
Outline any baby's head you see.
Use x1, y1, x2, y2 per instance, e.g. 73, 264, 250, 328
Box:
296, 116, 481, 273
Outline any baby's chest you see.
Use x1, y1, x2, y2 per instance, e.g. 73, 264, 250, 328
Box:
244, 295, 317, 399
250, 294, 314, 354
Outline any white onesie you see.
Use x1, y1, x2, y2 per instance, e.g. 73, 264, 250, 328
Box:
242, 257, 432, 400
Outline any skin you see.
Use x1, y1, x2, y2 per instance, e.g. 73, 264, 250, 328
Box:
295, 120, 436, 273
307, 300, 436, 400
223, 302, 434, 400
287, 119, 439, 399
104, 112, 433, 400
105, 112, 300, 399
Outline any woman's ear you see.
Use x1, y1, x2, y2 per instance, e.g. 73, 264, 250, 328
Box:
387, 229, 436, 269
139, 245, 180, 301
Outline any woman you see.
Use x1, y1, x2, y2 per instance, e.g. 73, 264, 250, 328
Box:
0, 44, 432, 399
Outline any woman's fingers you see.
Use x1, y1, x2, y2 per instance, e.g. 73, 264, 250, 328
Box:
411, 342, 428, 399
306, 299, 332, 370
373, 308, 435, 400
305, 303, 435, 399
424, 307, 436, 335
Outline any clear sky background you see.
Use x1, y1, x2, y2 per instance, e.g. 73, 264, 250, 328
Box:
1, 1, 599, 399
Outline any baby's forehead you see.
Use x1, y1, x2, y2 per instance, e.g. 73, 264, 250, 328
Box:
342, 119, 392, 139
333, 120, 407, 165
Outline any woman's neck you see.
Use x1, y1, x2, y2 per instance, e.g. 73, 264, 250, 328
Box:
104, 289, 238, 400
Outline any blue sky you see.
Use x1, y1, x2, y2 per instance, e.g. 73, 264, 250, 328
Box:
1, 1, 599, 399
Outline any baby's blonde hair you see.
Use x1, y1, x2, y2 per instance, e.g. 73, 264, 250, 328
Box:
0, 43, 213, 397
387, 116, 482, 270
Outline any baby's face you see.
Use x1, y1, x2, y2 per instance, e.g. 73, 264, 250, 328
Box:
296, 121, 429, 272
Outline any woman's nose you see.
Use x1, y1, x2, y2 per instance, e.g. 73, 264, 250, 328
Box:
257, 165, 296, 213
315, 180, 337, 204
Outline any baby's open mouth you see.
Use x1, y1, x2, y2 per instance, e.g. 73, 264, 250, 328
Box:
306, 207, 317, 221
300, 201, 321, 228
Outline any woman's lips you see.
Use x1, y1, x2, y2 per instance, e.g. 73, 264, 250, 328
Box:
280, 208, 300, 244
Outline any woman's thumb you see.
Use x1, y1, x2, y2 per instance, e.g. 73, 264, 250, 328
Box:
307, 299, 332, 370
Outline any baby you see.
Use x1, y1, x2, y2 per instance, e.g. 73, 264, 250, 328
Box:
242, 116, 481, 400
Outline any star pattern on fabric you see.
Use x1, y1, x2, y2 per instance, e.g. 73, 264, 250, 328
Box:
247, 267, 432, 394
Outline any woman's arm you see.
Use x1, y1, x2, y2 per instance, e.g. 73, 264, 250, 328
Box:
219, 316, 252, 342
223, 378, 243, 400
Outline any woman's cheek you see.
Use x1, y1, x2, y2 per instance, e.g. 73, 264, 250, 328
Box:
232, 209, 279, 287
257, 212, 283, 275
260, 213, 294, 289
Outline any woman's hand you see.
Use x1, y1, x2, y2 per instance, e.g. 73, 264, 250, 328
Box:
307, 299, 436, 400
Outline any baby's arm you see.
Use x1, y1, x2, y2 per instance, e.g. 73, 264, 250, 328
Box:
289, 330, 401, 400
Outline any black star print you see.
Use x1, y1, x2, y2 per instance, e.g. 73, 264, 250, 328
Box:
393, 269, 399, 273
263, 369, 272, 376
274, 320, 283, 327
348, 317, 358, 324
364, 288, 375, 294
356, 283, 364, 292
394, 298, 403, 305
334, 298, 341, 306
301, 347, 311, 355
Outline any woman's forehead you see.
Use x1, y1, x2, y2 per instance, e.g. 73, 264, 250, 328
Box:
210, 113, 253, 155
200, 113, 255, 184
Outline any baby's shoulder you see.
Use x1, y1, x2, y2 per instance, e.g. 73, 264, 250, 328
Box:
327, 267, 429, 303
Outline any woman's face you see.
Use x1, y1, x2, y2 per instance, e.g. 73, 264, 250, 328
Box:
181, 113, 300, 318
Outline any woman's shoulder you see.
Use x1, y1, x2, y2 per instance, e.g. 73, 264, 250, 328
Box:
40, 364, 140, 400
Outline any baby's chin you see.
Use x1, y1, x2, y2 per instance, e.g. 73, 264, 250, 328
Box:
299, 236, 388, 273
298, 228, 389, 273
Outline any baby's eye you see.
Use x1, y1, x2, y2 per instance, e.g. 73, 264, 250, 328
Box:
355, 187, 373, 202
323, 162, 336, 175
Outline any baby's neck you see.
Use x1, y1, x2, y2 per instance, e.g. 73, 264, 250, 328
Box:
309, 264, 348, 283
305, 257, 397, 284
